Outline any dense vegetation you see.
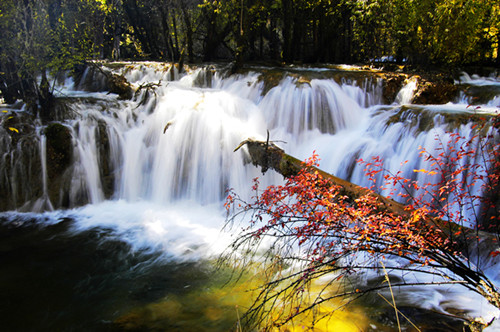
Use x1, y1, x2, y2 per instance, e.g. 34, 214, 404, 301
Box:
0, 0, 499, 107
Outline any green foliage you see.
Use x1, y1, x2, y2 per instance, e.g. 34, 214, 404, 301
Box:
0, 0, 498, 107
387, 0, 499, 65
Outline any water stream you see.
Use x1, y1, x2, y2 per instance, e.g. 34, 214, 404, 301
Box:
0, 63, 498, 331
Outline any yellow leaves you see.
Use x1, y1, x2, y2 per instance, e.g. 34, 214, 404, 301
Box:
93, 0, 113, 14
2, 112, 19, 133
413, 168, 437, 175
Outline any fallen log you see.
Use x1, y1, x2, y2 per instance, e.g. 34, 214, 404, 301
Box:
87, 62, 134, 100
234, 138, 498, 251
235, 138, 409, 216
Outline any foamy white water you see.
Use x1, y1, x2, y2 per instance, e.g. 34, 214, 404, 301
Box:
1, 63, 499, 328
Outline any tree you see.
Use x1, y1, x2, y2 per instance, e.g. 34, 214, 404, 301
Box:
0, 0, 56, 114
224, 117, 499, 330
0, 0, 116, 116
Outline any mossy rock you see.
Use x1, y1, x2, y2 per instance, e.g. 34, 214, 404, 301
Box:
108, 73, 134, 100
257, 70, 286, 95
382, 75, 407, 104
1, 111, 37, 144
386, 106, 435, 133
44, 123, 73, 180
96, 121, 114, 199
459, 85, 500, 105
413, 80, 459, 104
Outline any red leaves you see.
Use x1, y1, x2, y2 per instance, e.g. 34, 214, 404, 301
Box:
228, 152, 453, 266
225, 116, 499, 306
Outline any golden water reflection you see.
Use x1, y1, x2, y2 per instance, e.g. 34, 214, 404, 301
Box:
115, 265, 368, 331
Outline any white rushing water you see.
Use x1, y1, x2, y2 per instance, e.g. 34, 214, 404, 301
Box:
2, 63, 500, 328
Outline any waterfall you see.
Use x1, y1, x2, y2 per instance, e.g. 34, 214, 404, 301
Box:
395, 76, 418, 104
31, 131, 54, 212
60, 78, 273, 206
1, 63, 498, 226
0, 63, 499, 330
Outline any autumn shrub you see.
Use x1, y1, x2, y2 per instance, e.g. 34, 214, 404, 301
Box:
224, 117, 499, 330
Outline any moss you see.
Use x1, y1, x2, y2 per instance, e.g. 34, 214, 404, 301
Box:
382, 75, 407, 104
413, 82, 459, 104
96, 121, 114, 199
257, 70, 286, 96
279, 153, 302, 178
108, 73, 133, 100
43, 123, 73, 180
386, 105, 497, 135
101, 62, 129, 70
294, 75, 312, 88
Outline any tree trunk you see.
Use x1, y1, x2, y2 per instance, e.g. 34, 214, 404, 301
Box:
181, 5, 194, 63
159, 5, 175, 61
282, 0, 293, 62
171, 11, 180, 60
236, 138, 408, 216
38, 70, 54, 121
496, 31, 500, 66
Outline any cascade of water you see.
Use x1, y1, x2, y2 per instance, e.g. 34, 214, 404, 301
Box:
340, 76, 383, 107
61, 78, 275, 207
120, 62, 182, 85
257, 76, 368, 136
455, 71, 500, 107
249, 70, 498, 228
69, 114, 106, 204
1, 64, 499, 330
1, 63, 498, 223
4, 63, 498, 217
395, 76, 418, 104
31, 131, 54, 212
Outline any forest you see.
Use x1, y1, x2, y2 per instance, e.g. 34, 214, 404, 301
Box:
1, 0, 499, 107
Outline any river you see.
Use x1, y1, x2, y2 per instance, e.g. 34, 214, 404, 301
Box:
0, 63, 498, 331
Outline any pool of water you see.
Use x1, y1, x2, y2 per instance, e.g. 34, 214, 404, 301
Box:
0, 212, 482, 332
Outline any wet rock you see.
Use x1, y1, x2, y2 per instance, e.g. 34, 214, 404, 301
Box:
257, 70, 286, 95
413, 80, 459, 104
1, 111, 37, 144
96, 121, 114, 199
459, 85, 500, 105
383, 75, 406, 104
43, 123, 73, 207
0, 111, 42, 210
44, 123, 73, 180
73, 63, 133, 99
371, 306, 471, 331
